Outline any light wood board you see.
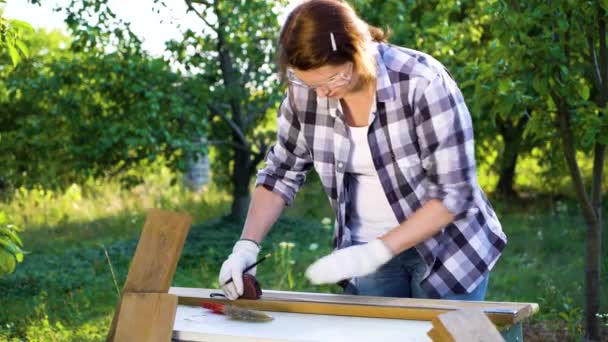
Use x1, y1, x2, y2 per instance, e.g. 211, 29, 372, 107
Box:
428, 308, 505, 341
123, 209, 192, 293
114, 293, 178, 342
170, 287, 538, 326
107, 209, 192, 341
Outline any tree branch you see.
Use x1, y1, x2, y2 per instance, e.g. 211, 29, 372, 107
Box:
554, 93, 597, 227
249, 139, 269, 177
587, 35, 602, 92
208, 103, 249, 148
184, 0, 217, 34
598, 2, 608, 106
208, 139, 250, 152
245, 98, 277, 129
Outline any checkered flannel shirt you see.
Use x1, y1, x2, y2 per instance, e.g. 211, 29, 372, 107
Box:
256, 42, 507, 298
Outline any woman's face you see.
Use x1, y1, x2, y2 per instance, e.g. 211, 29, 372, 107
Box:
290, 62, 361, 98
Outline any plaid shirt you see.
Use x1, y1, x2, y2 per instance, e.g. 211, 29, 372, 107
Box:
257, 43, 507, 298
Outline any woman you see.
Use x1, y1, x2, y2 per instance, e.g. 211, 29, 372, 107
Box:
219, 0, 506, 301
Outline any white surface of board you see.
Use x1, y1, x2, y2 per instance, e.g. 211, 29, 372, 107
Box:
173, 305, 433, 342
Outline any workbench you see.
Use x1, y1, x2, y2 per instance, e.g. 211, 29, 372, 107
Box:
170, 287, 538, 342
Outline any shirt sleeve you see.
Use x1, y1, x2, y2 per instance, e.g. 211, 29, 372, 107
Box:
255, 93, 313, 205
414, 71, 479, 219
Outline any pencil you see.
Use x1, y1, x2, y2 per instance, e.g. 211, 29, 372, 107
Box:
223, 253, 272, 286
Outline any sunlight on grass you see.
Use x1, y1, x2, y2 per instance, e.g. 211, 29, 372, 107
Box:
0, 160, 230, 252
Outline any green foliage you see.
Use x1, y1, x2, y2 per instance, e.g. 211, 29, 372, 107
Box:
61, 0, 143, 56
488, 1, 605, 150
0, 3, 33, 66
0, 1, 32, 277
0, 212, 25, 276
0, 27, 208, 190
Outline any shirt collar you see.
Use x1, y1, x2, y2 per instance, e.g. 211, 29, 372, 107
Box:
371, 42, 396, 102
325, 42, 394, 118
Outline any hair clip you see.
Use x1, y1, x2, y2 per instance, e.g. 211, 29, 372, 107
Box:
330, 32, 337, 52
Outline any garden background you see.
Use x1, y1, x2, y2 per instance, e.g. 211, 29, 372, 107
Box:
0, 0, 607, 341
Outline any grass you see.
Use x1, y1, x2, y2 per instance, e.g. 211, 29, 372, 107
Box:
0, 167, 607, 341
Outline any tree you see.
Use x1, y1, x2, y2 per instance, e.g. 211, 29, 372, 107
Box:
351, 0, 533, 197
490, 1, 606, 340
163, 0, 287, 219
1, 1, 209, 190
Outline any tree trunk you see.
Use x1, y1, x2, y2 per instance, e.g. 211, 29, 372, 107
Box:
229, 147, 252, 221
555, 97, 602, 341
585, 143, 605, 342
495, 140, 519, 198
582, 5, 607, 339
495, 115, 529, 198
584, 214, 602, 341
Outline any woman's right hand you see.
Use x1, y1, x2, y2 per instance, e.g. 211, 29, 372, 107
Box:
218, 239, 260, 300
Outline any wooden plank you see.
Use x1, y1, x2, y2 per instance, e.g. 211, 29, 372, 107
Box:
107, 209, 192, 342
428, 308, 505, 342
123, 209, 192, 292
114, 293, 178, 342
170, 287, 539, 326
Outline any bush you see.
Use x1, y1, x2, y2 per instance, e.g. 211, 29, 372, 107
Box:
0, 211, 25, 276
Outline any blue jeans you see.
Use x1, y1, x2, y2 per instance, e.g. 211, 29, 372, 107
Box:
343, 245, 490, 301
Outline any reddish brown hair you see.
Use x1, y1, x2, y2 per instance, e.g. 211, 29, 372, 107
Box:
278, 0, 390, 83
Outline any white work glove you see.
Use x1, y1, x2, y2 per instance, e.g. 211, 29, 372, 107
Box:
219, 239, 260, 300
305, 239, 394, 285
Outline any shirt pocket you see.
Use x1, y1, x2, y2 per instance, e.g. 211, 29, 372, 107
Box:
395, 154, 426, 200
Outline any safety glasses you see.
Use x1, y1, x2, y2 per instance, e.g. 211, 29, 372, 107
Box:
286, 62, 353, 91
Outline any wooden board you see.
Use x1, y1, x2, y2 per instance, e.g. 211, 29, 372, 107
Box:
123, 209, 192, 293
114, 293, 178, 342
428, 308, 504, 342
170, 287, 539, 326
107, 209, 192, 341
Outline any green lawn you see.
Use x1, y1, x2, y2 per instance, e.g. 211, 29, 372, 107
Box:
1, 172, 607, 341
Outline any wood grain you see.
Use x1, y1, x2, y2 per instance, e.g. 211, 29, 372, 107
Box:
170, 287, 539, 326
123, 209, 192, 292
428, 308, 505, 342
107, 209, 192, 342
114, 293, 178, 342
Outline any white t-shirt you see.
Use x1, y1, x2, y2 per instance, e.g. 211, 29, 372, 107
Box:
345, 123, 400, 243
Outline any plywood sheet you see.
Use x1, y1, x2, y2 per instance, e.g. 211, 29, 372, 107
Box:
173, 305, 433, 342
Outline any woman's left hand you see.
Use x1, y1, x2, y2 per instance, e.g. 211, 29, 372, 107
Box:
305, 239, 394, 284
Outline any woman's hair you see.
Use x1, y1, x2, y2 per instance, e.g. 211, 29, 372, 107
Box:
278, 0, 390, 83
